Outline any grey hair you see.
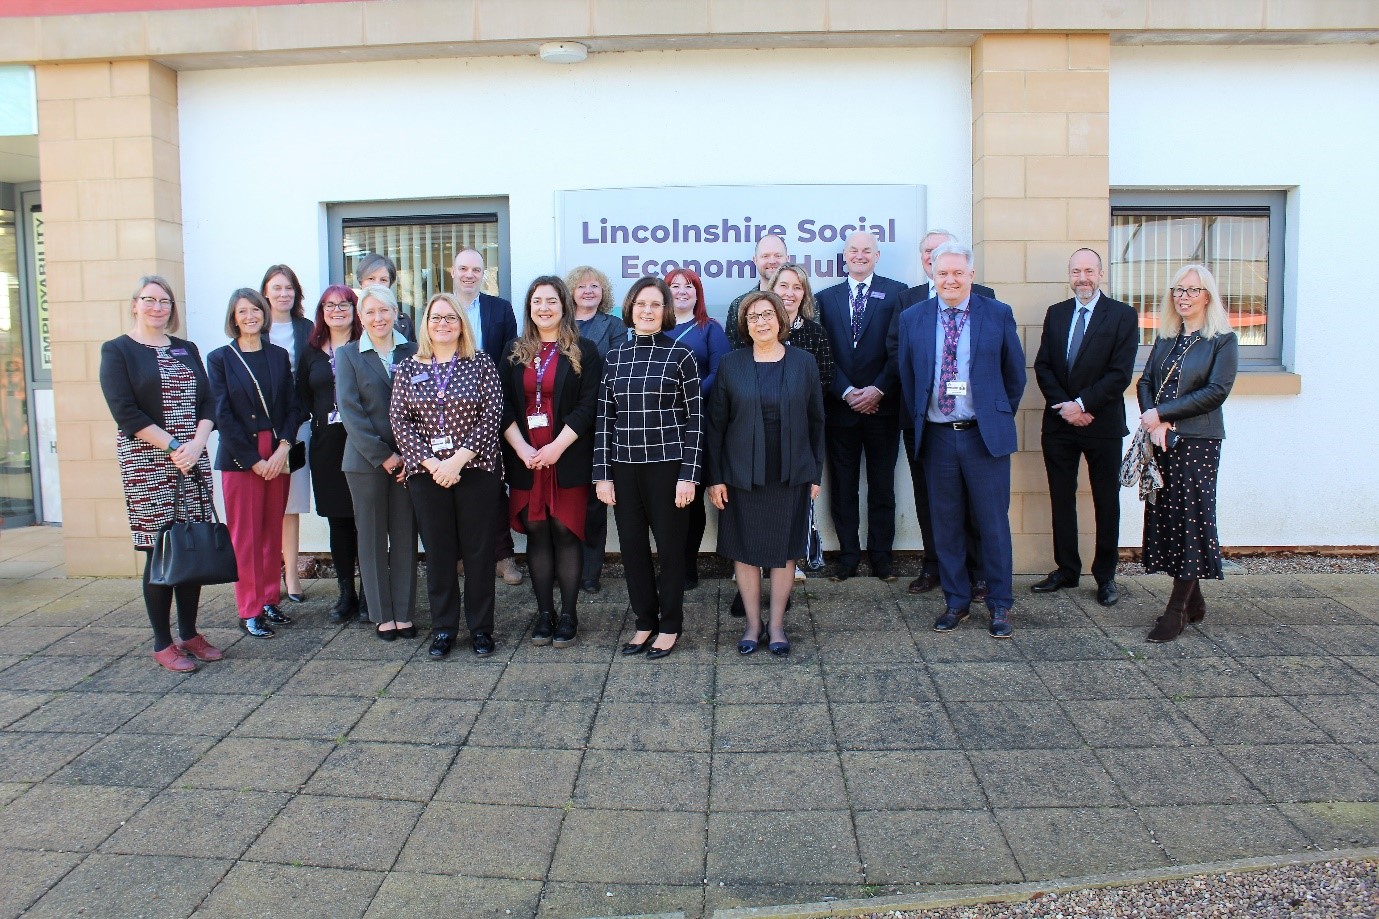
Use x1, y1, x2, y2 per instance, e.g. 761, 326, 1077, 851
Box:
922, 228, 957, 244
930, 241, 974, 270
357, 284, 398, 312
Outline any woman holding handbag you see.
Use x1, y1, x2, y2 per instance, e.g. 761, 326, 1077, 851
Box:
1136, 264, 1238, 643
207, 288, 303, 639
99, 275, 221, 672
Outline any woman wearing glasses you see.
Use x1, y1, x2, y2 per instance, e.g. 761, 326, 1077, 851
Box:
707, 291, 824, 656
99, 276, 221, 671
391, 293, 505, 658
501, 276, 602, 648
595, 276, 703, 661
335, 286, 419, 640
1136, 264, 1239, 642
298, 285, 364, 623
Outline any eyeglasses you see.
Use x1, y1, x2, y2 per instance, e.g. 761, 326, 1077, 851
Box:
745, 312, 777, 324
1172, 286, 1206, 298
138, 296, 173, 308
322, 302, 353, 312
428, 314, 461, 326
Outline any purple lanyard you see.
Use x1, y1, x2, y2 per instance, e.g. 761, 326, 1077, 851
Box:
532, 345, 557, 414
432, 356, 459, 428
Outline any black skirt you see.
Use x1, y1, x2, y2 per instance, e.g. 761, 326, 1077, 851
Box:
309, 422, 354, 518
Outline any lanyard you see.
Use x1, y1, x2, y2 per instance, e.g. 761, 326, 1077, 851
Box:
432, 355, 459, 428
941, 306, 970, 343
533, 344, 557, 414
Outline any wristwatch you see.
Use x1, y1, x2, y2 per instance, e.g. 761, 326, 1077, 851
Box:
166, 437, 181, 454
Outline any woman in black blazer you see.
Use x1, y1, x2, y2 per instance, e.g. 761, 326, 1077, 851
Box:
502, 276, 602, 648
707, 291, 824, 657
207, 288, 303, 639
99, 276, 221, 672
1136, 264, 1239, 643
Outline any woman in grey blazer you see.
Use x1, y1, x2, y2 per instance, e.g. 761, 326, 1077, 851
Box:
566, 265, 627, 593
707, 292, 824, 657
335, 285, 419, 640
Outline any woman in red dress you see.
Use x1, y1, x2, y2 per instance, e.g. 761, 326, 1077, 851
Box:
501, 276, 603, 648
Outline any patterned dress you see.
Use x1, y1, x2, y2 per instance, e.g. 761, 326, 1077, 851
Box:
116, 344, 213, 548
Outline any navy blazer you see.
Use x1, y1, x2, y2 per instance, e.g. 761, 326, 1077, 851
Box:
881, 280, 996, 406
706, 347, 824, 490
207, 341, 302, 471
898, 293, 1026, 459
499, 339, 603, 490
99, 334, 216, 438
1033, 294, 1139, 439
815, 273, 908, 421
476, 293, 519, 365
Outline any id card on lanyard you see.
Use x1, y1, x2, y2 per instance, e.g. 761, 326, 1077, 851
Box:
528, 345, 556, 430
326, 345, 343, 425
430, 355, 459, 454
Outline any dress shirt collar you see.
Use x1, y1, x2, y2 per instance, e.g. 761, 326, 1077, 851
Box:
359, 328, 408, 353
848, 274, 875, 298
938, 296, 972, 313
1074, 290, 1101, 311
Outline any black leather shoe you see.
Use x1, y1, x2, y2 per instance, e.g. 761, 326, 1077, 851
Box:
620, 632, 654, 655
471, 632, 495, 656
989, 608, 1014, 639
1097, 581, 1121, 607
971, 581, 989, 604
730, 594, 746, 618
873, 564, 897, 583
531, 611, 555, 646
239, 615, 276, 639
828, 564, 858, 583
908, 573, 939, 595
933, 607, 969, 632
1030, 571, 1075, 593
375, 623, 398, 642
261, 605, 292, 625
646, 638, 676, 660
429, 632, 453, 659
552, 614, 578, 648
285, 593, 306, 604
397, 624, 418, 639
580, 578, 601, 594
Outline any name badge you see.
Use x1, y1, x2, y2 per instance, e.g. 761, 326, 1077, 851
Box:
170, 348, 189, 356
870, 291, 886, 299
430, 436, 454, 453
527, 413, 549, 430
411, 372, 430, 383
327, 410, 342, 425
945, 381, 968, 397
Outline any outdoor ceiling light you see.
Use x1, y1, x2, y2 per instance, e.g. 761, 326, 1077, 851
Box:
538, 41, 588, 64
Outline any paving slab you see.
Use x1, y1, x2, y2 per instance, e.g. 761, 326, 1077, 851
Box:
537, 881, 700, 919
710, 751, 847, 812
176, 736, 335, 791
21, 853, 229, 919
1065, 698, 1208, 747
587, 702, 714, 751
119, 691, 264, 735
0, 783, 154, 850
995, 806, 1169, 878
0, 849, 83, 919
853, 809, 1022, 885
232, 693, 375, 740
1218, 744, 1379, 803
101, 788, 290, 858
467, 700, 599, 748
492, 661, 614, 702
305, 740, 456, 801
194, 862, 382, 919
1139, 803, 1314, 863
967, 749, 1126, 808
52, 731, 217, 787
398, 802, 563, 878
575, 749, 710, 811
364, 872, 543, 918
1175, 695, 1333, 745
0, 729, 102, 781
11, 688, 155, 733
707, 810, 860, 885
437, 746, 583, 807
1278, 801, 1379, 849
840, 750, 986, 810
246, 793, 424, 870
1285, 693, 1379, 744
714, 703, 836, 752
1096, 746, 1264, 805
553, 809, 705, 884
946, 699, 1083, 750
820, 664, 939, 703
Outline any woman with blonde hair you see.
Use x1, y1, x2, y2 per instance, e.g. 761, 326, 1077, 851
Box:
390, 292, 505, 658
1136, 263, 1239, 643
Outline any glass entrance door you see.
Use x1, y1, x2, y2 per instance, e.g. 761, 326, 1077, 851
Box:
0, 195, 34, 526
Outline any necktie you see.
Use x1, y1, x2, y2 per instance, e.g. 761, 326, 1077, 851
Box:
850, 282, 868, 343
1067, 306, 1088, 366
938, 308, 963, 416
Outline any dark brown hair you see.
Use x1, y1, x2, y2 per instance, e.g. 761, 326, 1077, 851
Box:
620, 276, 675, 332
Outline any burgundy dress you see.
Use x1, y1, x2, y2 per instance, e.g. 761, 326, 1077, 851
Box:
508, 343, 589, 539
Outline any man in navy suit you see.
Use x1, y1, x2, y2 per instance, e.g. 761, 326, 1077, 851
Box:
451, 247, 523, 584
899, 242, 1026, 637
1031, 248, 1138, 607
816, 231, 907, 581
885, 229, 996, 598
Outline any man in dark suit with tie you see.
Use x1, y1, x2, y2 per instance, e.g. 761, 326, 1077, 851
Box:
885, 229, 995, 598
898, 242, 1025, 637
816, 231, 907, 581
451, 247, 523, 585
1031, 248, 1138, 607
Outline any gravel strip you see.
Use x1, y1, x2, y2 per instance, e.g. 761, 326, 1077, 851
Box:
1119, 553, 1379, 576
847, 859, 1377, 919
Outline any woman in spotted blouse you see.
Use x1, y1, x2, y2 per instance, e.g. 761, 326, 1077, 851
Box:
390, 293, 505, 659
594, 276, 703, 660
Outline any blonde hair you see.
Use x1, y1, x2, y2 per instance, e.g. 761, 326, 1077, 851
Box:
767, 264, 816, 321
132, 275, 181, 334
564, 265, 615, 313
416, 292, 477, 361
1157, 263, 1234, 340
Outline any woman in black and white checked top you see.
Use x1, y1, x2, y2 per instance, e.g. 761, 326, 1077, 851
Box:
595, 276, 703, 660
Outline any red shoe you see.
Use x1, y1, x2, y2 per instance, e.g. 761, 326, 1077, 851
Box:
175, 634, 224, 662
153, 644, 197, 672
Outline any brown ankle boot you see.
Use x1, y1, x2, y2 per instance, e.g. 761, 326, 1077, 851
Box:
1147, 578, 1194, 643
1185, 579, 1205, 623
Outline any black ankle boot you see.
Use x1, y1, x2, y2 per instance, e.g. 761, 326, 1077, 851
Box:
1147, 578, 1194, 643
329, 580, 358, 624
552, 612, 578, 648
531, 610, 556, 646
1185, 579, 1206, 623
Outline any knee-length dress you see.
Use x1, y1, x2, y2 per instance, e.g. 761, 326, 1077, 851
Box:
715, 359, 811, 568
1142, 334, 1224, 580
116, 344, 214, 548
508, 344, 588, 539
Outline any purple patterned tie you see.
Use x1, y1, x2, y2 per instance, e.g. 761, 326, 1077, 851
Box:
938, 307, 965, 416
850, 282, 868, 343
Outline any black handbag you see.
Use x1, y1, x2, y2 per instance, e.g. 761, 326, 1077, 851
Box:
288, 440, 306, 472
148, 471, 240, 586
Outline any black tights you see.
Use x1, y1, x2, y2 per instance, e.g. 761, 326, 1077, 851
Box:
328, 516, 359, 586
139, 548, 202, 652
522, 511, 581, 618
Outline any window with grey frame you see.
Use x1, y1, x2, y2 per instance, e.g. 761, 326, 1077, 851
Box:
328, 198, 510, 329
1109, 191, 1286, 369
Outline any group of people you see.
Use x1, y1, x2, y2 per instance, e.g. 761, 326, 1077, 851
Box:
99, 229, 1238, 673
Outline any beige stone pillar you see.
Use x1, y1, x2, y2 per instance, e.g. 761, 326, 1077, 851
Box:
36, 60, 182, 576
970, 34, 1110, 574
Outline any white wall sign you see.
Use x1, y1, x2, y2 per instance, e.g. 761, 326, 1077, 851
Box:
557, 184, 926, 316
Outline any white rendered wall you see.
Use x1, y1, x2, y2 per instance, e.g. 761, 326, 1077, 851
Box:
177, 47, 973, 553
1110, 45, 1379, 548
